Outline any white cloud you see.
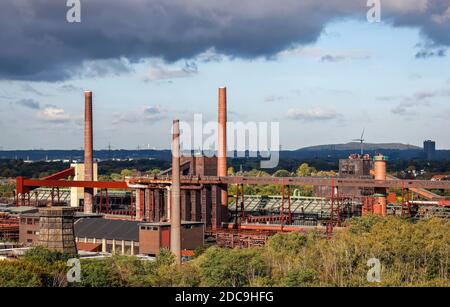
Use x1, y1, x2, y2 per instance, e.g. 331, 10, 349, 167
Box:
37, 107, 73, 122
287, 107, 339, 121
265, 95, 288, 103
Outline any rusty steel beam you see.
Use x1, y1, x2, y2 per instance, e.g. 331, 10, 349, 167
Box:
42, 167, 76, 181
128, 176, 450, 190
221, 176, 450, 190
22, 179, 128, 189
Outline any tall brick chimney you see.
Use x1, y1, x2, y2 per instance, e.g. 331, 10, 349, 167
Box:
170, 119, 181, 264
218, 87, 228, 216
84, 91, 93, 214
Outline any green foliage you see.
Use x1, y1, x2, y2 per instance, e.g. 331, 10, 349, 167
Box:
154, 248, 175, 267
273, 169, 291, 177
147, 168, 161, 177
24, 246, 72, 265
0, 247, 70, 287
267, 232, 308, 254
195, 247, 268, 287
80, 258, 125, 287
296, 163, 316, 177
0, 261, 46, 287
0, 183, 15, 198
227, 167, 235, 176
281, 269, 316, 287
346, 214, 383, 234
264, 216, 450, 287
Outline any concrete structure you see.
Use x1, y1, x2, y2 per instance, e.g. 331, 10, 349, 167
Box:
339, 154, 373, 196
180, 156, 218, 176
84, 91, 94, 214
373, 154, 388, 216
424, 140, 436, 160
315, 154, 373, 197
139, 221, 204, 256
38, 207, 77, 255
70, 162, 98, 208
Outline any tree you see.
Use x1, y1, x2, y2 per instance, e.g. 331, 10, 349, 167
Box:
227, 167, 235, 176
273, 169, 291, 177
120, 169, 136, 178
80, 258, 124, 287
296, 163, 316, 177
196, 247, 267, 287
147, 168, 161, 177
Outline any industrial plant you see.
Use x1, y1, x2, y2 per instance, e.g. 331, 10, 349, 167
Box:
0, 87, 449, 262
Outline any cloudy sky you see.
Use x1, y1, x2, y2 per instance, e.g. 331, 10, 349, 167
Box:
0, 0, 449, 150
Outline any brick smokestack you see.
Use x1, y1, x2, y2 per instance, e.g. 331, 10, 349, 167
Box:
218, 87, 228, 211
84, 91, 94, 214
170, 119, 181, 264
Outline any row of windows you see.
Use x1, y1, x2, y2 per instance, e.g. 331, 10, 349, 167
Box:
20, 218, 39, 225
140, 225, 200, 231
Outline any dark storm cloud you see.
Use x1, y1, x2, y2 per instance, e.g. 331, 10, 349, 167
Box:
415, 48, 447, 58
0, 0, 449, 81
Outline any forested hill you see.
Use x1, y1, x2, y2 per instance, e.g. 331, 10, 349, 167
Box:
1, 145, 449, 161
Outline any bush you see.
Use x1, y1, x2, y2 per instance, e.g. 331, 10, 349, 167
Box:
79, 258, 124, 287
196, 247, 268, 287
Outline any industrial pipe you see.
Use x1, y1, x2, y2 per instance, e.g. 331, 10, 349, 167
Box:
84, 91, 94, 214
170, 120, 181, 264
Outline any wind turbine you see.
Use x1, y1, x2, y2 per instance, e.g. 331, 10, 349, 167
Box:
352, 128, 365, 155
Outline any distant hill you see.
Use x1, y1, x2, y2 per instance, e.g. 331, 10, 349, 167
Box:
1, 143, 449, 162
298, 142, 421, 151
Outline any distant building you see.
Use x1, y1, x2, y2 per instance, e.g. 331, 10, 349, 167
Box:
423, 140, 436, 160
337, 154, 374, 197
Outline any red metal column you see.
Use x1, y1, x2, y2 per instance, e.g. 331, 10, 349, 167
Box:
329, 178, 335, 234
288, 185, 292, 225
99, 189, 103, 213
281, 184, 285, 231
235, 184, 239, 226
240, 184, 245, 222
105, 190, 109, 214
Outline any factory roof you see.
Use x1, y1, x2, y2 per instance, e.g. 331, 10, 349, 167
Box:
0, 205, 38, 215
140, 221, 204, 227
74, 218, 139, 242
